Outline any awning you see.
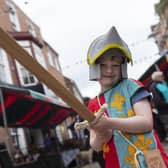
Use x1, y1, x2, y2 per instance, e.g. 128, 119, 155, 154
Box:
138, 56, 168, 86
0, 83, 75, 128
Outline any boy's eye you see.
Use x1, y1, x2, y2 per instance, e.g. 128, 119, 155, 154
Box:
100, 64, 120, 68
112, 65, 120, 67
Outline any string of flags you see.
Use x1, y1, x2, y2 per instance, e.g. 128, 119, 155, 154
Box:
62, 39, 160, 70
62, 52, 160, 70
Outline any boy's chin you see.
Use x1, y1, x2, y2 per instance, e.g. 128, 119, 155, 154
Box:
102, 83, 115, 91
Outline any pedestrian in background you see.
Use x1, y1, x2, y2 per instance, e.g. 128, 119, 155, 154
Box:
150, 71, 168, 142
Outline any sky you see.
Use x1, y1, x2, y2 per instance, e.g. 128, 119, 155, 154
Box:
14, 0, 160, 98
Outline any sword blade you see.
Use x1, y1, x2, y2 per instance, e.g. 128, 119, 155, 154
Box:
0, 28, 95, 122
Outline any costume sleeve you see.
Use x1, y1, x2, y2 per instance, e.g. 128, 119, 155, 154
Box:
131, 89, 151, 105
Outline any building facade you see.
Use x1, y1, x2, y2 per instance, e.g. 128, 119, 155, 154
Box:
149, 0, 168, 53
0, 0, 84, 159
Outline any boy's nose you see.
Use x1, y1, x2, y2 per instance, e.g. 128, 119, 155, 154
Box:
106, 66, 113, 73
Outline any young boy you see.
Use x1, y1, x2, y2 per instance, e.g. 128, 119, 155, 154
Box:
87, 27, 168, 168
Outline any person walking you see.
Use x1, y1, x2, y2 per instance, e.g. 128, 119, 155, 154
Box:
150, 71, 168, 142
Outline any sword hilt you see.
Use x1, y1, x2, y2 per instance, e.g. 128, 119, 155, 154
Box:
74, 104, 108, 131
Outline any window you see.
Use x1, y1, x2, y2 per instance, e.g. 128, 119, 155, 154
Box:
17, 41, 30, 48
6, 0, 20, 31
47, 48, 54, 66
54, 57, 61, 71
32, 43, 46, 68
0, 48, 11, 83
20, 67, 36, 85
47, 47, 61, 71
10, 128, 19, 147
17, 41, 32, 55
15, 41, 37, 86
0, 49, 6, 82
27, 20, 36, 37
0, 63, 6, 82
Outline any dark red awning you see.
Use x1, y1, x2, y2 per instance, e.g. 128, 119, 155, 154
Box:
0, 83, 75, 128
138, 56, 168, 87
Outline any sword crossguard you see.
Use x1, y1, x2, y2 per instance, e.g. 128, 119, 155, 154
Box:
74, 104, 108, 131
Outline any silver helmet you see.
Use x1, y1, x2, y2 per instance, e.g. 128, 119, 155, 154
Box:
87, 26, 133, 80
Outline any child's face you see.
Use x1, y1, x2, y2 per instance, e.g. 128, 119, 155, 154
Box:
98, 55, 122, 91
156, 74, 164, 82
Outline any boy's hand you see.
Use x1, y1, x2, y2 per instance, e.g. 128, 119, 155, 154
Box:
96, 129, 113, 143
92, 115, 110, 131
91, 125, 113, 144
90, 128, 112, 151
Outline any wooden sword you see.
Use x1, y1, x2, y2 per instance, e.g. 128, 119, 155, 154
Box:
0, 27, 97, 123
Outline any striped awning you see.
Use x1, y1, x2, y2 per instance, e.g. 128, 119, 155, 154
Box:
138, 56, 168, 87
0, 83, 75, 128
